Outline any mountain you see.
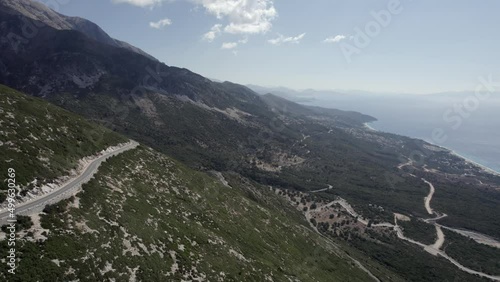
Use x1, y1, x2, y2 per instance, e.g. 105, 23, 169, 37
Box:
1, 1, 500, 281
246, 84, 408, 104
0, 0, 155, 60
246, 84, 316, 103
260, 93, 376, 127
0, 85, 382, 281
0, 0, 374, 181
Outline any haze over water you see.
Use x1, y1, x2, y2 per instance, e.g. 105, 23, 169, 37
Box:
305, 93, 500, 173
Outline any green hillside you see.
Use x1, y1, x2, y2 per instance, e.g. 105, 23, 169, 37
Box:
0, 84, 395, 281
0, 85, 127, 203
0, 146, 387, 281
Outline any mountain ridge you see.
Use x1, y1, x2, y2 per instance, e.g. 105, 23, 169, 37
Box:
0, 0, 156, 60
0, 84, 382, 281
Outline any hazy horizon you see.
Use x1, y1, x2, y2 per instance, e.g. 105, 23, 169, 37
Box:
246, 83, 500, 96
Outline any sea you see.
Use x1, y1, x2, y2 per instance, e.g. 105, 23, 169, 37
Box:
303, 92, 500, 173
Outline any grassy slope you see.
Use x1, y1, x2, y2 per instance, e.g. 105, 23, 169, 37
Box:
0, 84, 127, 202
1, 146, 381, 281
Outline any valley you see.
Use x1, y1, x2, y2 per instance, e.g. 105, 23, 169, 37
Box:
274, 155, 500, 281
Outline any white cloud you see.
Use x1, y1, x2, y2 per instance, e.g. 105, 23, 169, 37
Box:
202, 24, 222, 42
113, 0, 278, 37
268, 33, 306, 46
199, 0, 277, 35
220, 37, 248, 50
221, 42, 238, 49
149, 18, 172, 29
324, 35, 346, 43
112, 0, 163, 8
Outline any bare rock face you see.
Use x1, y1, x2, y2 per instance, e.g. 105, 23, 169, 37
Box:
0, 0, 74, 30
0, 0, 155, 59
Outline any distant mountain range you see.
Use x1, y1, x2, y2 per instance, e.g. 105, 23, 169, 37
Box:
247, 84, 500, 103
247, 84, 403, 100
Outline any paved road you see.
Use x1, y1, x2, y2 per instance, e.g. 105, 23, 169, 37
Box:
310, 184, 332, 193
0, 141, 138, 224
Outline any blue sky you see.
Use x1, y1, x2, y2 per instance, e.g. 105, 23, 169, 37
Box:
51, 0, 500, 94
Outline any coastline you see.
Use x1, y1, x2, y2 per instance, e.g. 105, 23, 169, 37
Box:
449, 150, 500, 177
423, 140, 500, 176
363, 122, 500, 177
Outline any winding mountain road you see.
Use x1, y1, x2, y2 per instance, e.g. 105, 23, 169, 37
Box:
395, 216, 500, 281
394, 161, 500, 281
0, 141, 138, 224
294, 158, 500, 280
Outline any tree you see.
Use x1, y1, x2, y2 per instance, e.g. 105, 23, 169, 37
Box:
310, 218, 317, 226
